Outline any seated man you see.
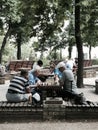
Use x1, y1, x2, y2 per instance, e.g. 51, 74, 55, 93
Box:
28, 67, 42, 104
65, 58, 77, 79
6, 69, 32, 103
33, 60, 47, 82
28, 67, 42, 85
56, 62, 86, 104
65, 58, 75, 70
33, 60, 43, 70
50, 63, 62, 84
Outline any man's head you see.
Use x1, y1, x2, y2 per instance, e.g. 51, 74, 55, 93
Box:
56, 62, 65, 72
50, 63, 55, 73
20, 69, 28, 79
37, 60, 43, 67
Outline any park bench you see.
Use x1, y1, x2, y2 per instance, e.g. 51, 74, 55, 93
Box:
7, 60, 34, 72
2, 60, 34, 81
0, 101, 43, 122
44, 98, 98, 120
83, 59, 92, 67
0, 99, 98, 121
83, 60, 96, 78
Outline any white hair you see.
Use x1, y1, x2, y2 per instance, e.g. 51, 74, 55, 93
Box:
56, 62, 66, 69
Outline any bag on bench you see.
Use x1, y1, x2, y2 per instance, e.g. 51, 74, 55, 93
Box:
74, 93, 86, 105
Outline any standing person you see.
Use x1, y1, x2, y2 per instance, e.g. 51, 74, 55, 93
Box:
56, 62, 86, 104
6, 69, 32, 103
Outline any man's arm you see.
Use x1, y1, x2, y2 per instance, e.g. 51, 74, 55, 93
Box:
59, 79, 64, 86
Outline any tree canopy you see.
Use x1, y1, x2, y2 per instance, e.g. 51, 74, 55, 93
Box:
0, 0, 98, 87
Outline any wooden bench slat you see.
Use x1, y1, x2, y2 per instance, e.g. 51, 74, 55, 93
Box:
7, 60, 34, 72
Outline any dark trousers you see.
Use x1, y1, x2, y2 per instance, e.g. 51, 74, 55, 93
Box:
56, 89, 86, 104
56, 89, 78, 99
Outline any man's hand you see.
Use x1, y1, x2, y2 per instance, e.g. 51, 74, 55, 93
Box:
36, 80, 42, 86
26, 87, 31, 93
59, 79, 64, 86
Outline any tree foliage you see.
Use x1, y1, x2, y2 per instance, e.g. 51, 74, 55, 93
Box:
0, 0, 98, 89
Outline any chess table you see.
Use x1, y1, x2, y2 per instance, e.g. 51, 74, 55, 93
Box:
30, 83, 62, 99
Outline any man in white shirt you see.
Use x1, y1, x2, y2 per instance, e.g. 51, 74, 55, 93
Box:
33, 60, 43, 70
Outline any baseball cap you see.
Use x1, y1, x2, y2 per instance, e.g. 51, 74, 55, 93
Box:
56, 62, 65, 69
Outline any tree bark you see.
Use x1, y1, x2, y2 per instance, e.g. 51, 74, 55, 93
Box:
89, 45, 91, 60
0, 26, 10, 64
68, 46, 72, 59
75, 0, 84, 88
16, 34, 22, 59
60, 48, 62, 60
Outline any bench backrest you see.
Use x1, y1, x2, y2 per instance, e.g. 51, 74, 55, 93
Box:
8, 60, 34, 71
83, 60, 92, 67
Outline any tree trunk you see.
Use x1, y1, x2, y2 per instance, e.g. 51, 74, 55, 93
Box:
40, 51, 43, 59
60, 48, 62, 60
0, 26, 10, 64
16, 34, 22, 59
68, 46, 72, 59
89, 45, 91, 60
75, 0, 84, 88
54, 49, 57, 60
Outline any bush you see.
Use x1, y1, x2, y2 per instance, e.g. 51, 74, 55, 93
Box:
92, 59, 98, 65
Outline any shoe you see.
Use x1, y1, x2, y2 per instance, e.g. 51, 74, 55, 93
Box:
32, 98, 37, 106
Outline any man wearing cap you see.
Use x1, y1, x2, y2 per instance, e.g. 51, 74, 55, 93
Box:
56, 62, 86, 104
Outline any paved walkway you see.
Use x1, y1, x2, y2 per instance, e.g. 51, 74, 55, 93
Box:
0, 75, 98, 102
0, 76, 98, 129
